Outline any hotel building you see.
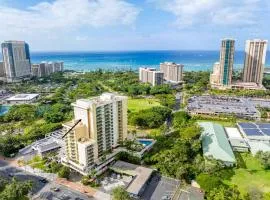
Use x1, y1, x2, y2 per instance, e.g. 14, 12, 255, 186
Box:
243, 39, 268, 85
160, 62, 184, 83
210, 39, 235, 88
219, 39, 235, 86
62, 93, 128, 174
32, 61, 64, 77
139, 67, 164, 86
1, 41, 31, 82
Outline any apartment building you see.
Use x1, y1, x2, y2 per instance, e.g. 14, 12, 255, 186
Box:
243, 39, 268, 85
139, 67, 164, 86
62, 93, 128, 174
31, 61, 64, 77
1, 41, 31, 82
210, 62, 221, 85
160, 62, 184, 83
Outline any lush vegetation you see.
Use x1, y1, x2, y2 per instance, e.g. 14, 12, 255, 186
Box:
115, 151, 141, 165
112, 187, 131, 200
196, 153, 270, 199
129, 106, 171, 128
143, 111, 203, 181
26, 155, 70, 179
183, 71, 210, 95
0, 178, 32, 200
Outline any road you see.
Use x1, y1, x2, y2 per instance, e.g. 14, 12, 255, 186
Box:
0, 159, 93, 200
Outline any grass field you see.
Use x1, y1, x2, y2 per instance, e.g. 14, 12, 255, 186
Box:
222, 153, 270, 194
128, 98, 161, 113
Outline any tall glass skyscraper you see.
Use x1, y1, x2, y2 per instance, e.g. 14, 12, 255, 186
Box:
219, 39, 235, 86
1, 41, 31, 82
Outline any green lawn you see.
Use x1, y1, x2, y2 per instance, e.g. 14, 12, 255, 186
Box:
222, 153, 270, 194
128, 98, 161, 112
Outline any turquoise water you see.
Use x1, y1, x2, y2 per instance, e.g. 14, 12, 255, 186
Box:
29, 50, 270, 72
0, 105, 10, 116
138, 139, 153, 147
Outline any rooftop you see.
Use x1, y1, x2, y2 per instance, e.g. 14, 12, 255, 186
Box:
199, 122, 236, 163
188, 96, 260, 118
225, 127, 243, 139
249, 141, 270, 155
111, 161, 154, 196
72, 93, 127, 108
6, 93, 39, 101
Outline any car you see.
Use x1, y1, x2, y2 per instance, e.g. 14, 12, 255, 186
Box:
8, 173, 14, 177
50, 187, 60, 192
39, 178, 48, 183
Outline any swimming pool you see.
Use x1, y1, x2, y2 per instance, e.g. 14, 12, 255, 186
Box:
0, 105, 10, 116
137, 139, 153, 147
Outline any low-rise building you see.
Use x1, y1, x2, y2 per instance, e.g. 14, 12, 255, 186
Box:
5, 93, 40, 104
237, 122, 270, 143
19, 129, 64, 160
225, 127, 249, 152
199, 122, 236, 166
110, 161, 154, 198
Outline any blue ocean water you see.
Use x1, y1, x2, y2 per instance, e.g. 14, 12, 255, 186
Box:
26, 50, 270, 72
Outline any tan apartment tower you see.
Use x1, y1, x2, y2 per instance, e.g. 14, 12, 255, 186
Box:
139, 67, 164, 86
243, 39, 268, 85
160, 62, 184, 83
62, 93, 128, 174
219, 39, 235, 86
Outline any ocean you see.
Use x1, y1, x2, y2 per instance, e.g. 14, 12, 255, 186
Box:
28, 50, 270, 72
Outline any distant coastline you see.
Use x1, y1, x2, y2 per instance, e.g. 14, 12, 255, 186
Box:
3, 50, 270, 72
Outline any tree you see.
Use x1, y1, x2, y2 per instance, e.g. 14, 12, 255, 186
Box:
256, 151, 270, 169
172, 111, 190, 129
207, 185, 242, 200
129, 106, 171, 128
112, 187, 131, 200
44, 103, 71, 123
4, 104, 37, 122
58, 166, 70, 179
196, 173, 222, 192
0, 178, 32, 200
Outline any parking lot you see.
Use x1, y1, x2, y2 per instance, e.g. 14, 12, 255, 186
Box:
141, 174, 180, 200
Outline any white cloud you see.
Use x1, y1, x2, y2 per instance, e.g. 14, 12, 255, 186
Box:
150, 0, 266, 28
0, 0, 140, 33
75, 36, 88, 41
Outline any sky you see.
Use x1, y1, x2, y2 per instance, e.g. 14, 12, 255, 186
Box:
0, 0, 269, 51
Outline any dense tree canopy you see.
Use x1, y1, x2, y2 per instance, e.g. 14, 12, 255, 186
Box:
0, 178, 32, 200
112, 187, 131, 200
129, 106, 171, 128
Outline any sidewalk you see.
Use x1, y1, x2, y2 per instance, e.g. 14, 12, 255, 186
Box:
56, 178, 111, 200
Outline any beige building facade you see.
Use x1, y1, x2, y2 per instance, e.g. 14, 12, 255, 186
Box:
139, 67, 164, 86
243, 39, 268, 85
62, 93, 128, 174
160, 62, 184, 83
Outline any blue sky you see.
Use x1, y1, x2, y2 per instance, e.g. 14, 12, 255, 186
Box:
0, 0, 269, 51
